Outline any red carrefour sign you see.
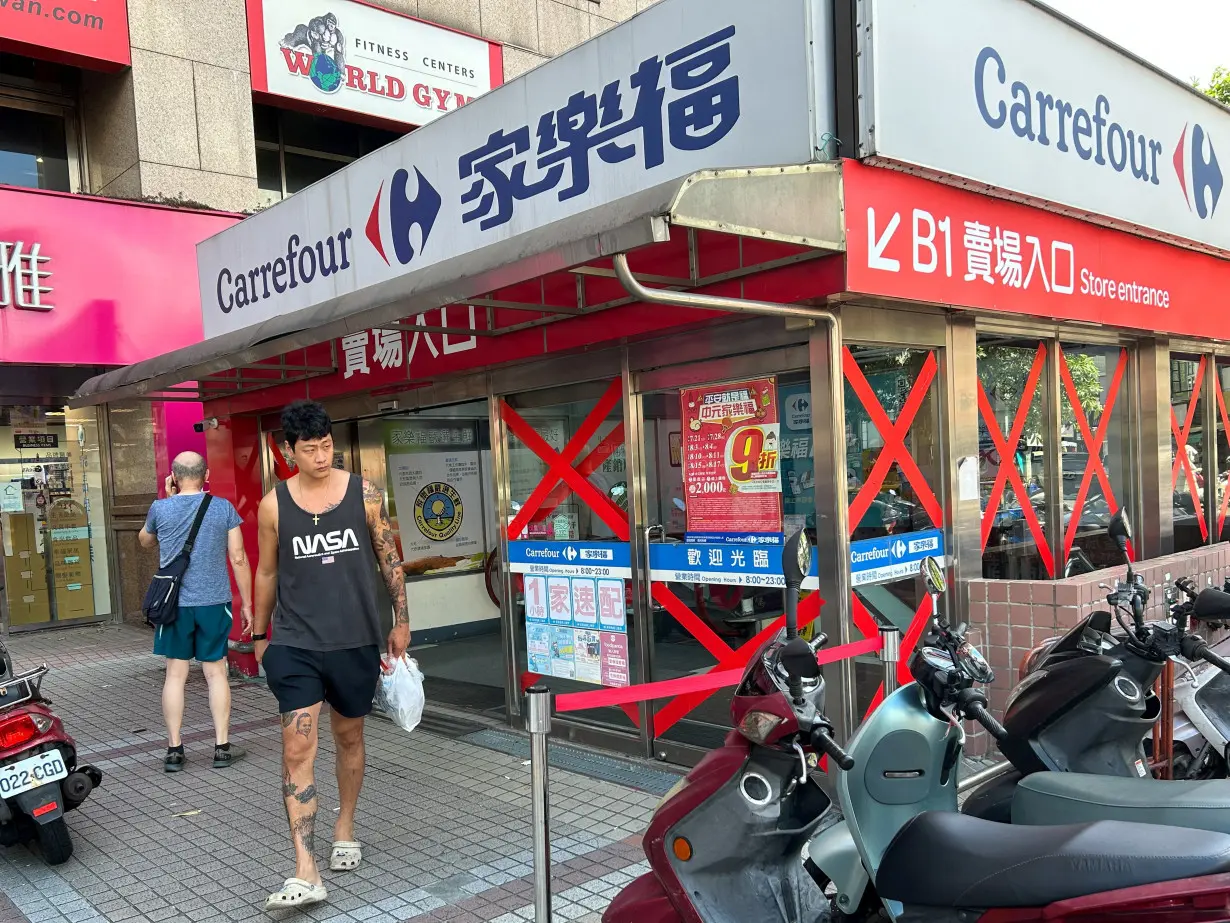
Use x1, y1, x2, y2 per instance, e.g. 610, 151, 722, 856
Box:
0, 0, 130, 70
844, 161, 1230, 340
0, 186, 239, 365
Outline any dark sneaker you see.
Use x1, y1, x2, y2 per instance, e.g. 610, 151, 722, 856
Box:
213, 745, 246, 769
164, 750, 185, 773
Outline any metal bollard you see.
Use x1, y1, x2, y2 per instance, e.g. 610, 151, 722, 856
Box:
526, 685, 553, 923
881, 625, 901, 696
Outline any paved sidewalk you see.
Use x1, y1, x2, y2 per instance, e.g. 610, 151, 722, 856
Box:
0, 625, 670, 923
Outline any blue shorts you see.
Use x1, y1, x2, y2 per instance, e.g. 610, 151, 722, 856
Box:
153, 604, 233, 663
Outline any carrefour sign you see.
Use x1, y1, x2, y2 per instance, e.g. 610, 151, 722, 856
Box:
862, 0, 1230, 252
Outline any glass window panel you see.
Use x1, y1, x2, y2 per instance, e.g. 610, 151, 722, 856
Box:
977, 337, 1050, 580
504, 382, 637, 735
0, 106, 70, 192
1171, 354, 1208, 553
1216, 361, 1230, 543
284, 152, 343, 194
256, 148, 283, 206
1059, 342, 1134, 576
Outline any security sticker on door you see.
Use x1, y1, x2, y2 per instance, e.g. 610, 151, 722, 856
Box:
849, 529, 945, 588
0, 750, 67, 799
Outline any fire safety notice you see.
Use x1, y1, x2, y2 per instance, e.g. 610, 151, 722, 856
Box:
680, 378, 782, 538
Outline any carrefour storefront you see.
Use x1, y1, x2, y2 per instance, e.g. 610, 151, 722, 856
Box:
70, 0, 1230, 764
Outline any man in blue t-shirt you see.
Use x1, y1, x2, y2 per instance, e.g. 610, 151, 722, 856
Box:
140, 451, 253, 773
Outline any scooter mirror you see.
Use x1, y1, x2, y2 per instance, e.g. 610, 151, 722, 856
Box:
780, 636, 820, 681
782, 529, 810, 588
1108, 510, 1132, 553
920, 556, 947, 596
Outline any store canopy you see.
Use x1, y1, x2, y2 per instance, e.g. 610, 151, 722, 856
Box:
72, 0, 846, 407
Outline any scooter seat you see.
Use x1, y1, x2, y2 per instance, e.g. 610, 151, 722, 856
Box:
876, 811, 1230, 908
1014, 772, 1230, 834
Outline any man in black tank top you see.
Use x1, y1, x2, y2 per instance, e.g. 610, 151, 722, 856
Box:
251, 401, 410, 911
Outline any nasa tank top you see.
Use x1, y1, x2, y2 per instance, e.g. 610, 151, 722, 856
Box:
273, 473, 384, 651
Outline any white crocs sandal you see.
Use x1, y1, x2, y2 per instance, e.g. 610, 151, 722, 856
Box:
330, 841, 362, 871
264, 878, 328, 911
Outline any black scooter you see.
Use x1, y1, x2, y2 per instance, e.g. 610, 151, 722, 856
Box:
963, 510, 1230, 824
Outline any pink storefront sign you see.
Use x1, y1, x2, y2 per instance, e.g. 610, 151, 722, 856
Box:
0, 186, 239, 366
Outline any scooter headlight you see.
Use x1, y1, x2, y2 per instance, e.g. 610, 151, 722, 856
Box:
737, 710, 784, 746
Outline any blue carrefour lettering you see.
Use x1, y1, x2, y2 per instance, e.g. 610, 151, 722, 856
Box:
458, 25, 740, 231
974, 46, 1006, 129
215, 229, 354, 317
973, 46, 1163, 186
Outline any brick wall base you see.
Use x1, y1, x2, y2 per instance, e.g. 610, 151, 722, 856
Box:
963, 542, 1230, 757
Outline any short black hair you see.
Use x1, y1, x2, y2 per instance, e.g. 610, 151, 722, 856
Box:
281, 400, 332, 449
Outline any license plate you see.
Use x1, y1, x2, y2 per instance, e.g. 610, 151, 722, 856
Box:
0, 752, 67, 799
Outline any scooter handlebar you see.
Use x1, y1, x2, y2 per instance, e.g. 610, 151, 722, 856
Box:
1179, 634, 1230, 676
965, 702, 1009, 743
811, 726, 855, 771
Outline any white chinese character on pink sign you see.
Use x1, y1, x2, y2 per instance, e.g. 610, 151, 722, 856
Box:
0, 241, 52, 311
963, 221, 993, 284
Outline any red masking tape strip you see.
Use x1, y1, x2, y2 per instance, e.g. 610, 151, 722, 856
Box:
554, 634, 884, 714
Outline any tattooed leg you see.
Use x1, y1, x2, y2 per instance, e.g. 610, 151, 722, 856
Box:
280, 703, 323, 884
331, 713, 366, 845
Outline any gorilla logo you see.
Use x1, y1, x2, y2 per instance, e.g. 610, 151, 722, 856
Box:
280, 13, 346, 94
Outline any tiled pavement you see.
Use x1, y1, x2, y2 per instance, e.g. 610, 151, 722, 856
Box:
0, 625, 668, 923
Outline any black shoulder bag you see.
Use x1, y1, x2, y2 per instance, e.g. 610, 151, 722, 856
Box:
142, 495, 213, 627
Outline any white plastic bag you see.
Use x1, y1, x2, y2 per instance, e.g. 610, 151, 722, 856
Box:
375, 655, 424, 733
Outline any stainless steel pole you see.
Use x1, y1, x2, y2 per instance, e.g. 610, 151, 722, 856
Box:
526, 685, 553, 923
881, 625, 901, 696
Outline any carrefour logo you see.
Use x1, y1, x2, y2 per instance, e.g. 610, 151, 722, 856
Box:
365, 167, 442, 267
1174, 122, 1223, 219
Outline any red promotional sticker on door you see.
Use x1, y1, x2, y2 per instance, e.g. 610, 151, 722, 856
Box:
843, 160, 1230, 342
680, 378, 782, 537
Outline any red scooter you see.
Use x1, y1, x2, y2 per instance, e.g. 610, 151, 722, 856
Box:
0, 639, 100, 864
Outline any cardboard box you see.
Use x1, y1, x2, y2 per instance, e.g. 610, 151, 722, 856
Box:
2, 512, 35, 557
8, 588, 50, 626
4, 552, 46, 593
53, 583, 93, 621
49, 538, 90, 572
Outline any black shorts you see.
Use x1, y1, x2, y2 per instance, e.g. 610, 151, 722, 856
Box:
262, 644, 382, 719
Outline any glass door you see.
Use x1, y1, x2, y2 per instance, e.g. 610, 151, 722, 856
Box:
843, 343, 947, 718
636, 359, 817, 753
498, 379, 640, 738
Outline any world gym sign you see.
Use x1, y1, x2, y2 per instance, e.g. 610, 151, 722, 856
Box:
859, 0, 1230, 253
246, 0, 503, 128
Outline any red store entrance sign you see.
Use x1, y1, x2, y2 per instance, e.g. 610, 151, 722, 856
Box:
843, 161, 1230, 341
0, 0, 130, 70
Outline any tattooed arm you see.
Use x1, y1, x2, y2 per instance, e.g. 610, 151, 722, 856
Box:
363, 478, 410, 659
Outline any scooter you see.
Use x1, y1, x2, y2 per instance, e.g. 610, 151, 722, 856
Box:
603, 529, 851, 923
0, 637, 100, 864
962, 511, 1230, 822
806, 557, 1230, 922
1171, 571, 1230, 776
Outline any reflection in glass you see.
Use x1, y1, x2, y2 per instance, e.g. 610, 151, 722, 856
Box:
1171, 354, 1208, 553
977, 337, 1050, 580
1059, 343, 1133, 576
844, 345, 942, 717
0, 107, 70, 192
